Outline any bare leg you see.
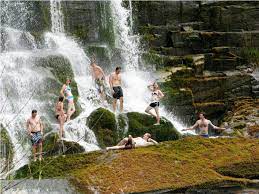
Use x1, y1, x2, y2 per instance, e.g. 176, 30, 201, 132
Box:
145, 106, 157, 118
113, 99, 117, 112
154, 106, 160, 124
106, 145, 126, 151
117, 138, 128, 146
59, 116, 65, 138
67, 102, 75, 121
119, 97, 123, 112
32, 146, 37, 161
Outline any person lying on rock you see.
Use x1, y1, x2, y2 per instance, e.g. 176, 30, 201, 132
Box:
26, 110, 44, 161
145, 82, 164, 125
106, 133, 158, 151
182, 112, 226, 137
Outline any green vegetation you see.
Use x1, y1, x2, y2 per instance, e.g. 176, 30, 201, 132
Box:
126, 112, 181, 141
36, 55, 81, 118
15, 138, 259, 193
43, 133, 85, 157
87, 108, 117, 148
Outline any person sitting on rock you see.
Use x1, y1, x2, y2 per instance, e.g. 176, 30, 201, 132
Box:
106, 133, 158, 151
145, 82, 164, 125
182, 112, 226, 137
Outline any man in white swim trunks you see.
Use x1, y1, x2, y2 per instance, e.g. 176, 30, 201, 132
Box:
106, 133, 158, 151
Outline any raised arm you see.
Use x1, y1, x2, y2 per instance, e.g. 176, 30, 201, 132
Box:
208, 120, 226, 131
158, 90, 165, 99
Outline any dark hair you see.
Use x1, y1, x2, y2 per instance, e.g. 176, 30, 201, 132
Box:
32, 110, 37, 114
115, 67, 121, 71
59, 96, 64, 102
66, 78, 71, 83
198, 112, 206, 117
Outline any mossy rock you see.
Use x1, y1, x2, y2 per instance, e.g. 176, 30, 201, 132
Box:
126, 112, 181, 141
216, 162, 259, 179
43, 133, 84, 157
35, 55, 81, 118
87, 108, 117, 148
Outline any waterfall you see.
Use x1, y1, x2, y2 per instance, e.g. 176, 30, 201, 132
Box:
47, 0, 99, 150
110, 0, 186, 131
50, 0, 64, 33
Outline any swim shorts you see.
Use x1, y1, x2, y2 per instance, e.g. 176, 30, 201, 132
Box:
112, 86, 123, 99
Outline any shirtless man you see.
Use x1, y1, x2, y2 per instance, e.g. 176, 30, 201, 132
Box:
90, 57, 106, 101
109, 67, 123, 112
182, 112, 226, 137
60, 78, 75, 121
106, 133, 158, 151
26, 110, 44, 161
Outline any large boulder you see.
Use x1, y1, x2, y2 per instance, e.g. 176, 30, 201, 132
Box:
87, 108, 117, 148
126, 112, 181, 141
43, 132, 85, 156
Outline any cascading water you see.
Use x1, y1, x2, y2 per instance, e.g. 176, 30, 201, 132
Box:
110, 0, 186, 131
46, 0, 99, 150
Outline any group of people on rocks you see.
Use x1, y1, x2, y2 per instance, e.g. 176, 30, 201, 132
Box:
26, 56, 227, 161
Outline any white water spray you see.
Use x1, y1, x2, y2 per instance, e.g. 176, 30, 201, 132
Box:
110, 0, 186, 131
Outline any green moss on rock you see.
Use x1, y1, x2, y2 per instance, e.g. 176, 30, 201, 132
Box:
43, 132, 84, 157
126, 112, 181, 141
87, 108, 117, 148
36, 55, 81, 118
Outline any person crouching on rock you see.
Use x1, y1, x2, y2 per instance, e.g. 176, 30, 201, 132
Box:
145, 82, 164, 125
60, 78, 75, 121
106, 133, 158, 151
55, 96, 67, 139
182, 112, 226, 137
26, 110, 44, 161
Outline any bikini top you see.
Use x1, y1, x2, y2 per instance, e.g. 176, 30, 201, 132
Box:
151, 91, 159, 102
64, 85, 73, 97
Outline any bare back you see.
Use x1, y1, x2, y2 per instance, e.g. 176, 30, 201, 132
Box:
92, 64, 104, 80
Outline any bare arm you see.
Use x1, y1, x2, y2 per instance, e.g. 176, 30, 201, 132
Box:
148, 138, 159, 145
208, 120, 226, 131
97, 66, 105, 78
60, 84, 66, 97
158, 90, 165, 99
183, 121, 199, 131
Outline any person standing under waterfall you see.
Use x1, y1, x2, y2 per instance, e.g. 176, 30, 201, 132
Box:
55, 96, 67, 139
60, 78, 75, 121
145, 82, 164, 125
182, 112, 226, 137
26, 110, 44, 161
90, 57, 107, 102
109, 67, 124, 112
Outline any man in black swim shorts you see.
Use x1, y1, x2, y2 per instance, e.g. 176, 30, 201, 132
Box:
109, 67, 123, 112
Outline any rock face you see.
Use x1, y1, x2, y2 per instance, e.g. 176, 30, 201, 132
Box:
87, 108, 180, 148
